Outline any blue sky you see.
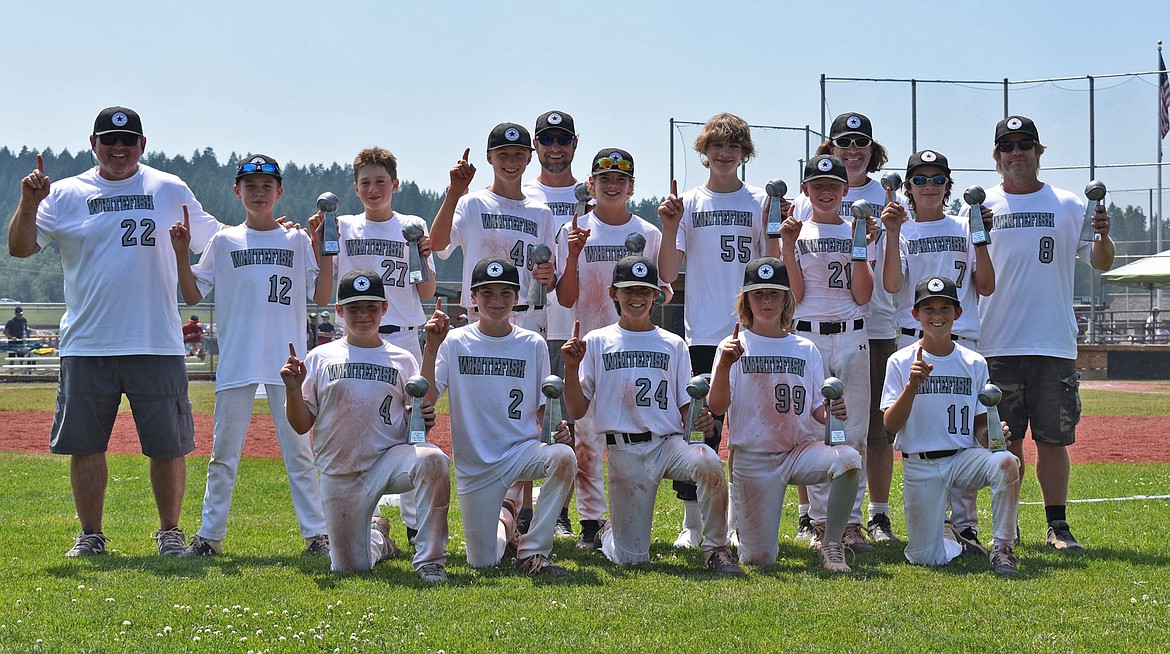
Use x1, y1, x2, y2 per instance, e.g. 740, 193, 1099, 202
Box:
4, 0, 1168, 202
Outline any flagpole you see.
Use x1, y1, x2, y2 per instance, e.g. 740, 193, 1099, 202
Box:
1158, 41, 1165, 309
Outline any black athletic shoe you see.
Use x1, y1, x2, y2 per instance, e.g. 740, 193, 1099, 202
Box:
1046, 520, 1085, 552
578, 519, 601, 550
516, 507, 534, 535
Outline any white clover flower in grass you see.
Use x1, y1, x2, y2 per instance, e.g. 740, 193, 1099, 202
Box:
122, 620, 131, 626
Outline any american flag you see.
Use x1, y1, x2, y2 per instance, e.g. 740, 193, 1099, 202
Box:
1160, 50, 1169, 140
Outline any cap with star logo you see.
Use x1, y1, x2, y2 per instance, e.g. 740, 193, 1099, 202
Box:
914, 275, 960, 307
337, 269, 386, 305
611, 255, 660, 291
488, 122, 533, 151
535, 110, 576, 136
93, 106, 144, 137
471, 257, 521, 290
742, 257, 790, 292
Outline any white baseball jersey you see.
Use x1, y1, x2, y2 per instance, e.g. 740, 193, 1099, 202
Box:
437, 189, 557, 301
336, 212, 433, 329
894, 216, 982, 340
969, 183, 1090, 359
556, 212, 664, 335
881, 343, 988, 454
192, 225, 318, 390
674, 184, 769, 346
791, 220, 870, 322
578, 325, 692, 437
34, 164, 219, 355
301, 339, 421, 476
719, 330, 825, 454
433, 324, 550, 493
794, 178, 901, 339
523, 180, 579, 341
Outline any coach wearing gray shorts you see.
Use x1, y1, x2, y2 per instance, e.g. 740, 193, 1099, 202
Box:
9, 106, 222, 557
973, 115, 1114, 552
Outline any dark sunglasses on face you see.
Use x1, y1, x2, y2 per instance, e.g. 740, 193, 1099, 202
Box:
537, 133, 574, 146
909, 174, 949, 187
238, 162, 280, 175
98, 133, 140, 147
996, 139, 1036, 153
831, 136, 872, 149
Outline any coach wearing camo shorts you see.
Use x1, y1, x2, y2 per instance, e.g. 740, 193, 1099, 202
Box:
9, 107, 221, 558
973, 115, 1113, 552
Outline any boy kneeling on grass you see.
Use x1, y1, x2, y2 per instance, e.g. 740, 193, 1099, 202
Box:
283, 270, 452, 583
880, 276, 1020, 576
561, 255, 742, 575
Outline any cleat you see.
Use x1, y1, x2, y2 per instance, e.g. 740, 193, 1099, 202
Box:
577, 520, 602, 550
180, 534, 222, 557
808, 521, 826, 551
819, 540, 852, 573
944, 522, 988, 558
673, 526, 701, 549
417, 562, 449, 583
793, 514, 814, 543
990, 543, 1020, 576
65, 531, 109, 558
866, 513, 901, 543
553, 515, 575, 539
1046, 520, 1085, 552
842, 524, 874, 553
517, 553, 568, 577
153, 527, 186, 557
304, 534, 331, 557
704, 546, 745, 575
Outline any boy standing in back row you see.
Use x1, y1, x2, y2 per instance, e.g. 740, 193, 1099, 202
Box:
170, 154, 331, 557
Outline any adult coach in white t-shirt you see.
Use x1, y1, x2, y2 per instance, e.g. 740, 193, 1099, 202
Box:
9, 107, 221, 558
973, 115, 1114, 552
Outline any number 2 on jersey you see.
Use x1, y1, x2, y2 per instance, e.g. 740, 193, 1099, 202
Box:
635, 378, 669, 410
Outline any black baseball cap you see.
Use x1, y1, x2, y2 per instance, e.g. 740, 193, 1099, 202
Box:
906, 150, 951, 177
803, 155, 848, 184
535, 110, 576, 136
470, 257, 521, 290
93, 106, 144, 137
14, 307, 23, 314
914, 276, 960, 308
337, 269, 386, 305
611, 256, 659, 291
488, 122, 533, 151
995, 115, 1041, 144
829, 112, 872, 140
189, 315, 199, 321
742, 257, 789, 292
235, 154, 283, 182
591, 148, 634, 178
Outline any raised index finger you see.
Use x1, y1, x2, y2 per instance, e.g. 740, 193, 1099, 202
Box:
434, 297, 443, 314
732, 323, 740, 339
182, 204, 190, 230
916, 347, 924, 362
572, 212, 578, 231
36, 153, 44, 174
670, 179, 678, 197
573, 320, 580, 339
461, 148, 470, 163
288, 342, 297, 357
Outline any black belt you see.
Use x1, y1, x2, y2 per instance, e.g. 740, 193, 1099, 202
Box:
901, 328, 958, 342
474, 305, 534, 313
795, 318, 864, 335
379, 325, 417, 335
902, 449, 959, 460
605, 431, 653, 445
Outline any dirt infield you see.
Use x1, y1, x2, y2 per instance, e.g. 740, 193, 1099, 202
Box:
2, 412, 1168, 464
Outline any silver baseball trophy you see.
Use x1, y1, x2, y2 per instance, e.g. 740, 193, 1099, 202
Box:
402, 220, 430, 284
964, 185, 990, 246
541, 375, 564, 446
1083, 180, 1106, 243
880, 171, 902, 196
849, 200, 871, 261
317, 192, 341, 257
683, 375, 711, 444
574, 182, 591, 218
822, 377, 847, 445
315, 191, 339, 256
765, 178, 787, 239
527, 244, 553, 309
624, 232, 646, 255
405, 375, 429, 444
978, 383, 1007, 452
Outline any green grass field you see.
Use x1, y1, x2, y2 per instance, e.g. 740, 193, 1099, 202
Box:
0, 385, 1167, 652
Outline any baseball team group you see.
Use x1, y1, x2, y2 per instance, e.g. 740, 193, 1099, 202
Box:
9, 103, 1113, 582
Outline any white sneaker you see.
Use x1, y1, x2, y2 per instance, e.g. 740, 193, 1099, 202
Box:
673, 526, 701, 549
728, 529, 740, 549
